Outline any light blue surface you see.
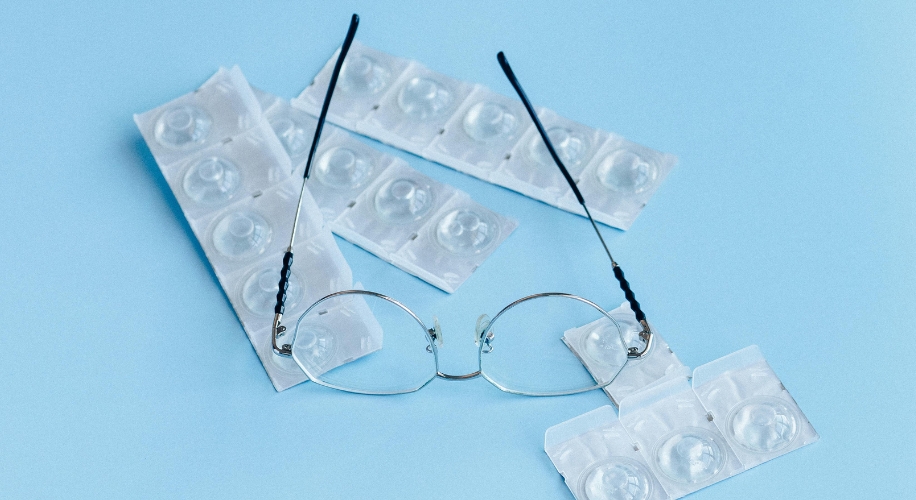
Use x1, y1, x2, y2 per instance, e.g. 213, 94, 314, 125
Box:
1, 1, 913, 498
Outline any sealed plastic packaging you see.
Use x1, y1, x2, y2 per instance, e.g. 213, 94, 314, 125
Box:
545, 406, 669, 500
425, 85, 531, 181
560, 137, 677, 230
294, 41, 411, 129
332, 160, 457, 257
692, 346, 818, 469
302, 128, 396, 221
189, 175, 324, 279
618, 374, 744, 498
358, 62, 475, 153
564, 302, 685, 406
224, 230, 353, 333
262, 98, 320, 164
296, 42, 678, 231
292, 291, 385, 379
138, 67, 359, 392
393, 192, 517, 293
160, 121, 292, 220
495, 109, 610, 206
134, 66, 262, 168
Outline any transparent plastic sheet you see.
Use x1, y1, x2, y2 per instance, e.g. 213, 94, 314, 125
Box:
545, 406, 670, 500
135, 67, 362, 391
692, 346, 818, 469
618, 374, 744, 499
293, 41, 677, 231
563, 302, 686, 406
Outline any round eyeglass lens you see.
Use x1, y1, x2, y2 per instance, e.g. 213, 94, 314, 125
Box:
292, 291, 437, 395
479, 294, 627, 396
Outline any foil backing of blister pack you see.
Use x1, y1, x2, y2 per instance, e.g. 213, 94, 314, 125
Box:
135, 66, 372, 392
293, 40, 677, 230
259, 89, 518, 293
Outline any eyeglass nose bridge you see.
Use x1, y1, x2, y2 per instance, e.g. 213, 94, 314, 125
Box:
432, 314, 490, 380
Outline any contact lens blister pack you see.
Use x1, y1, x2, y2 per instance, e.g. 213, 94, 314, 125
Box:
545, 406, 669, 500
256, 88, 518, 293
618, 374, 744, 498
135, 67, 372, 391
425, 85, 531, 180
691, 346, 818, 469
293, 41, 676, 230
359, 63, 475, 152
495, 108, 609, 206
256, 93, 397, 221
331, 159, 517, 293
135, 67, 263, 168
295, 41, 411, 129
563, 303, 686, 407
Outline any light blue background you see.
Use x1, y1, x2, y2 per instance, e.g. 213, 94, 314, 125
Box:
1, 1, 913, 498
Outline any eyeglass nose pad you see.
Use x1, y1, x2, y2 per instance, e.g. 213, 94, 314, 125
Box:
475, 314, 494, 353
426, 316, 445, 353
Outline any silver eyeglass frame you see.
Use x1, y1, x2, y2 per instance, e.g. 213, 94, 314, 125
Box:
278, 289, 635, 396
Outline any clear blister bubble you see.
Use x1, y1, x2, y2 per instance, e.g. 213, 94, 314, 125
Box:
580, 321, 630, 369
579, 458, 654, 500
434, 209, 498, 256
339, 55, 390, 95
596, 150, 658, 194
315, 147, 374, 190
270, 117, 311, 158
529, 126, 589, 168
654, 427, 726, 484
397, 77, 453, 120
154, 105, 212, 150
241, 268, 302, 316
294, 324, 338, 371
462, 101, 518, 143
374, 177, 434, 224
182, 157, 241, 205
211, 211, 272, 260
727, 396, 800, 454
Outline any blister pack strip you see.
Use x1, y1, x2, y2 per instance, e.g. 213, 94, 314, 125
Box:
563, 302, 686, 407
691, 346, 819, 469
260, 89, 518, 293
545, 406, 670, 500
135, 67, 370, 392
618, 373, 744, 498
293, 40, 677, 230
548, 346, 817, 499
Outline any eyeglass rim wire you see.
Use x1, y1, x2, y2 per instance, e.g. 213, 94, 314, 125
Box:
290, 290, 624, 396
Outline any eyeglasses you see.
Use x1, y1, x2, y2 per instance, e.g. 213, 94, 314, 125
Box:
270, 14, 654, 396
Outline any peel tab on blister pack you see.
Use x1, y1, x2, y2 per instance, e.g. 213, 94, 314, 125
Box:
293, 41, 677, 230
